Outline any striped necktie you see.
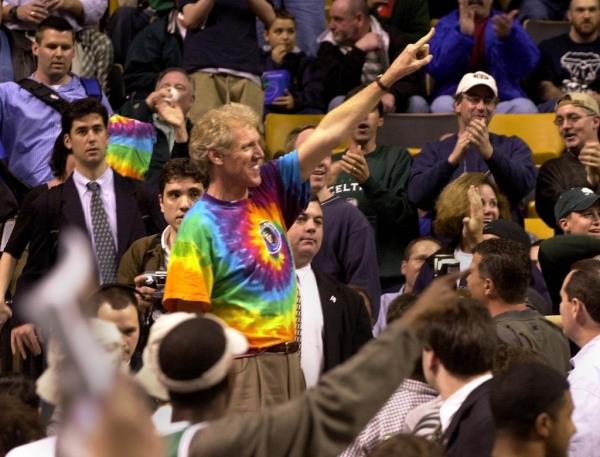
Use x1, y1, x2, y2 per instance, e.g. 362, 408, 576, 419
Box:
87, 181, 117, 283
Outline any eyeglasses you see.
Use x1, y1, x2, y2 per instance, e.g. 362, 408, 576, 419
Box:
553, 113, 595, 126
464, 94, 497, 107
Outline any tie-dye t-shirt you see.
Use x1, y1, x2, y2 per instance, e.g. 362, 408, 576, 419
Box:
163, 151, 310, 349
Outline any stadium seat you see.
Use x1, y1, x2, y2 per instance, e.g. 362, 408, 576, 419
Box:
264, 113, 324, 157
488, 114, 563, 165
523, 19, 570, 45
525, 217, 554, 240
109, 0, 119, 15
376, 113, 457, 153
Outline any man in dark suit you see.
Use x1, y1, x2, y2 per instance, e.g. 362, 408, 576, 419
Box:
287, 197, 372, 388
9, 97, 162, 369
419, 296, 497, 457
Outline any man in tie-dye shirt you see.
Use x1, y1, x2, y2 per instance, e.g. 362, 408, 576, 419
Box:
163, 28, 435, 412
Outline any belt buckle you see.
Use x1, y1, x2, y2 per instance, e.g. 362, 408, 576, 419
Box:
281, 341, 298, 354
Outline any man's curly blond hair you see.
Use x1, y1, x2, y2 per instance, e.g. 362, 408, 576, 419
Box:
189, 103, 261, 174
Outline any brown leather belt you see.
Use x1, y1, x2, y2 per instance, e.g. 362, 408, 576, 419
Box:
264, 341, 299, 354
242, 341, 300, 356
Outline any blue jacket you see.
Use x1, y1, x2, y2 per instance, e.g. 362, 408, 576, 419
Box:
408, 133, 537, 211
428, 10, 540, 100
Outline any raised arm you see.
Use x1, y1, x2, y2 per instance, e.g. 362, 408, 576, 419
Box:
182, 0, 215, 30
248, 0, 274, 27
188, 273, 462, 457
45, 0, 85, 21
297, 29, 435, 181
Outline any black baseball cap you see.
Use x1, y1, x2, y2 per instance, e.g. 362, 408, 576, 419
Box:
554, 187, 600, 223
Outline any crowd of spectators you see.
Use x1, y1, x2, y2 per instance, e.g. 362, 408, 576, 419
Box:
1, 1, 600, 456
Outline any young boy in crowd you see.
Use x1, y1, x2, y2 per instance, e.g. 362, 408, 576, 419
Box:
261, 9, 324, 114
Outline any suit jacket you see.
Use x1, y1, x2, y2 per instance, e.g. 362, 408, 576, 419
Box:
313, 269, 373, 373
58, 173, 150, 260
188, 318, 422, 457
12, 171, 161, 323
443, 379, 495, 457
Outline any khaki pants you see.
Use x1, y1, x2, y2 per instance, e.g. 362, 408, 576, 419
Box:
228, 351, 305, 413
189, 72, 264, 124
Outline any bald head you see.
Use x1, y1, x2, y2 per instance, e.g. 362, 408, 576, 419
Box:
329, 0, 370, 45
346, 0, 369, 15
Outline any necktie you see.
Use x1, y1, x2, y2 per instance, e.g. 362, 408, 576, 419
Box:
413, 410, 442, 441
87, 181, 117, 284
295, 275, 301, 352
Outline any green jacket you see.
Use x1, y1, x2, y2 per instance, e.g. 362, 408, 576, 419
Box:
495, 308, 572, 374
117, 233, 164, 285
539, 235, 600, 311
186, 320, 421, 457
330, 146, 419, 289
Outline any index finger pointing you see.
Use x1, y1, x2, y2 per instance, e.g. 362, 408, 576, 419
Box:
414, 28, 435, 48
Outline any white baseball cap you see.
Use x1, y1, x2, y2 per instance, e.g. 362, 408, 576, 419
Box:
456, 71, 498, 97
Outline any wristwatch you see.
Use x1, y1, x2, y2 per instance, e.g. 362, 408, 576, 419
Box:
8, 6, 19, 23
374, 74, 390, 92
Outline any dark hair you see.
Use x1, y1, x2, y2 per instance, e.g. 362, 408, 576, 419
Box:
50, 133, 72, 179
0, 374, 38, 409
417, 297, 496, 377
473, 238, 531, 304
345, 84, 384, 117
490, 362, 569, 439
284, 124, 317, 153
273, 8, 296, 24
61, 97, 109, 135
84, 283, 140, 316
565, 259, 600, 323
368, 433, 443, 457
158, 158, 207, 194
386, 293, 418, 324
491, 343, 545, 376
0, 394, 45, 455
403, 236, 441, 261
386, 293, 423, 380
35, 16, 74, 43
159, 318, 230, 406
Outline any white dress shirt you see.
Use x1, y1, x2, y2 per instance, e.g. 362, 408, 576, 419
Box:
160, 226, 172, 269
439, 373, 493, 432
6, 437, 55, 457
296, 264, 324, 388
568, 334, 600, 457
72, 167, 118, 252
453, 248, 473, 272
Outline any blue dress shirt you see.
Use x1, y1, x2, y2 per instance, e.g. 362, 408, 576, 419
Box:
0, 74, 112, 186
